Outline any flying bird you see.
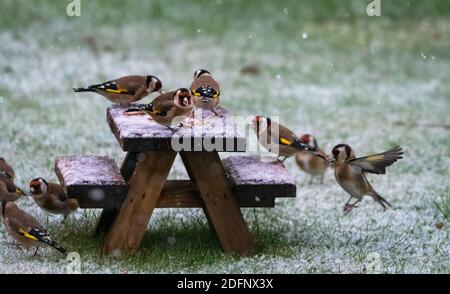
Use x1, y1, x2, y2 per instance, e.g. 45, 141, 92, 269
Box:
330, 144, 403, 213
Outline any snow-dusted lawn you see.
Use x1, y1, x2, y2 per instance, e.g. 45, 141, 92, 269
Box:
0, 1, 449, 273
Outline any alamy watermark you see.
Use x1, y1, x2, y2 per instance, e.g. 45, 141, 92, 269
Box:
66, 252, 81, 274
66, 0, 81, 17
366, 0, 381, 17
166, 110, 281, 162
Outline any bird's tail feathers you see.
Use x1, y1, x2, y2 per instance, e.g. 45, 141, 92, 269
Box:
292, 139, 316, 152
29, 228, 67, 255
73, 87, 96, 93
371, 191, 392, 209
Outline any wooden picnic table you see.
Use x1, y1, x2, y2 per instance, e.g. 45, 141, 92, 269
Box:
55, 104, 296, 256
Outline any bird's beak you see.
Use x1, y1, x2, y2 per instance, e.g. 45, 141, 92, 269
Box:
16, 187, 28, 196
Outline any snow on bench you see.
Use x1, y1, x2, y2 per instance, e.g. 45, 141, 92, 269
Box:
222, 155, 296, 201
55, 155, 296, 209
55, 156, 127, 209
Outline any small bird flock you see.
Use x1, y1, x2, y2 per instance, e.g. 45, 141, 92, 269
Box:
1, 69, 403, 257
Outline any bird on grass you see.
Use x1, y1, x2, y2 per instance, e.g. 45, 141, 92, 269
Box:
0, 157, 15, 180
125, 88, 193, 129
0, 177, 26, 202
73, 75, 163, 104
1, 201, 67, 256
295, 134, 329, 184
190, 69, 221, 116
0, 159, 26, 201
330, 144, 403, 213
29, 178, 79, 221
252, 115, 316, 162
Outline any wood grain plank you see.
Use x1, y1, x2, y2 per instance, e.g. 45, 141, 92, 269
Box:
95, 152, 138, 236
103, 151, 176, 254
182, 151, 255, 256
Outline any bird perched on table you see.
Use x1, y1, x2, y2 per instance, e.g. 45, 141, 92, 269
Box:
126, 88, 193, 128
29, 178, 78, 220
330, 144, 403, 213
252, 115, 316, 161
295, 134, 329, 184
73, 75, 163, 104
190, 69, 221, 115
0, 157, 15, 180
1, 200, 67, 255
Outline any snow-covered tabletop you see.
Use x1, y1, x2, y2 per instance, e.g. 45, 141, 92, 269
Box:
107, 105, 246, 152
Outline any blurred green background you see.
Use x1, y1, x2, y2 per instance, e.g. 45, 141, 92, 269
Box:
0, 0, 449, 273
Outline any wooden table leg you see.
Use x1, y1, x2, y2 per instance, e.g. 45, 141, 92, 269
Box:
180, 152, 215, 233
95, 152, 138, 236
182, 151, 255, 256
103, 151, 176, 254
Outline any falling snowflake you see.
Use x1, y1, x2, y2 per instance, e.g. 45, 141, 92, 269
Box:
255, 196, 261, 202
248, 35, 253, 39
167, 236, 176, 246
431, 55, 436, 60
302, 32, 308, 39
89, 189, 105, 201
0, 96, 3, 104
196, 29, 201, 33
420, 52, 427, 59
137, 153, 146, 162
111, 249, 122, 258
276, 74, 282, 80
283, 8, 288, 15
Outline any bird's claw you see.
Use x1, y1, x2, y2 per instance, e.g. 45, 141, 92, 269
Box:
344, 203, 358, 213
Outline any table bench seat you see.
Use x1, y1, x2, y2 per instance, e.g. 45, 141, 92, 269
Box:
55, 155, 296, 209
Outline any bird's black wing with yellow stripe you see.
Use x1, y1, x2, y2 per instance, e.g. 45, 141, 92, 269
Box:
349, 146, 403, 175
143, 101, 175, 117
74, 81, 133, 95
12, 222, 67, 254
276, 134, 316, 152
26, 227, 67, 254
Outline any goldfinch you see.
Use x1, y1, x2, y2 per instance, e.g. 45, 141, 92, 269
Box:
0, 175, 26, 202
331, 144, 403, 213
252, 115, 316, 161
127, 88, 193, 128
29, 178, 79, 219
190, 69, 221, 114
0, 157, 15, 180
295, 134, 329, 184
1, 201, 67, 255
73, 75, 163, 104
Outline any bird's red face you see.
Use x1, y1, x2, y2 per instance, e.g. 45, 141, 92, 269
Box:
300, 134, 318, 149
332, 144, 352, 163
175, 88, 192, 107
149, 76, 163, 93
29, 178, 48, 195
